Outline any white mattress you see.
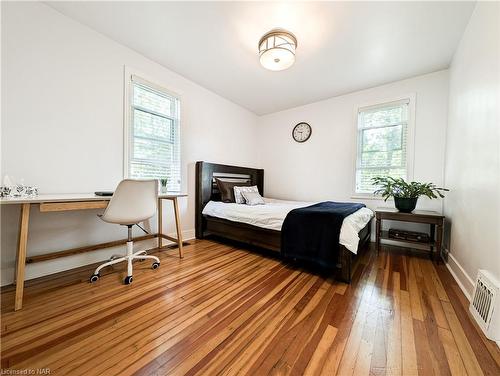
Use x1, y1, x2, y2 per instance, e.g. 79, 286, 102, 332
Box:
202, 198, 374, 254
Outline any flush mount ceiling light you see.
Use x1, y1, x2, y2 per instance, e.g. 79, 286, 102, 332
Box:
258, 29, 297, 71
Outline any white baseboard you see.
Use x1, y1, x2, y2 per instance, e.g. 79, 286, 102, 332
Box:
445, 251, 500, 349
0, 229, 196, 287
444, 249, 475, 301
164, 229, 195, 245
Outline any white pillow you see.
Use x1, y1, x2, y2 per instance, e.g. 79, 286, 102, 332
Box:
234, 185, 259, 204
241, 191, 265, 206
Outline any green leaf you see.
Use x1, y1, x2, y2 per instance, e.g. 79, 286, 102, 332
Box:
371, 176, 449, 200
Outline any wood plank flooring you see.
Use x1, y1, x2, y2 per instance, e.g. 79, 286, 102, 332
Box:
1, 240, 499, 375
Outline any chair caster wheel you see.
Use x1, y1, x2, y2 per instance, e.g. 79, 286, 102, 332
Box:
90, 274, 100, 283
152, 262, 160, 270
124, 276, 133, 285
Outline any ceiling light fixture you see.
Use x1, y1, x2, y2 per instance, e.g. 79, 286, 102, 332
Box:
258, 28, 297, 71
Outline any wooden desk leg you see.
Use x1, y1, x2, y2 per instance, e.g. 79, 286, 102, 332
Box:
172, 197, 183, 258
375, 217, 381, 255
15, 203, 30, 311
436, 222, 443, 265
157, 198, 163, 249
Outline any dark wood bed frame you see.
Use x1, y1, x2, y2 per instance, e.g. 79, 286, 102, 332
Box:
195, 161, 372, 283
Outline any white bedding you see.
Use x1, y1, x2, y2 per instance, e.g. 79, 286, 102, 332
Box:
202, 198, 373, 254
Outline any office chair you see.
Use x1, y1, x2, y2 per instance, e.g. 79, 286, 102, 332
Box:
90, 179, 160, 285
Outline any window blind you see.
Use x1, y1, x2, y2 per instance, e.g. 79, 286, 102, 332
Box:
355, 99, 409, 194
128, 76, 181, 191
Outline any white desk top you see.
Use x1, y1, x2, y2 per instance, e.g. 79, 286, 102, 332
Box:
0, 192, 187, 205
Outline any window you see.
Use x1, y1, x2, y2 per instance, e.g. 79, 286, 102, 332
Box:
125, 74, 181, 191
355, 99, 412, 194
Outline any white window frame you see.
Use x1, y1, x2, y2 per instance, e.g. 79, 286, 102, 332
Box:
123, 67, 182, 190
352, 94, 416, 199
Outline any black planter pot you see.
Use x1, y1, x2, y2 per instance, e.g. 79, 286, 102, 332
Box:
394, 197, 418, 213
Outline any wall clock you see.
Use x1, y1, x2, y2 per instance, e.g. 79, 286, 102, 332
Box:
292, 122, 312, 143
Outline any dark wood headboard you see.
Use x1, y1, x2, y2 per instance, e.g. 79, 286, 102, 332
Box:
195, 161, 264, 238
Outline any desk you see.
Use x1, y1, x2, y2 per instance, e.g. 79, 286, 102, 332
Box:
1, 192, 187, 311
375, 207, 445, 262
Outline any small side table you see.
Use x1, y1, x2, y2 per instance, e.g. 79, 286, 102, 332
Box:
375, 207, 445, 262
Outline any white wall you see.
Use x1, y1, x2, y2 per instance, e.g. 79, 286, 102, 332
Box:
0, 2, 258, 285
257, 71, 450, 223
443, 2, 500, 297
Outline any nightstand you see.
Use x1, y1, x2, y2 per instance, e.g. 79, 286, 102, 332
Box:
375, 207, 445, 262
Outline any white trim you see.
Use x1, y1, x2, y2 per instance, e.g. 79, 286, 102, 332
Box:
350, 194, 395, 201
352, 93, 416, 196
123, 66, 182, 188
351, 194, 383, 200
358, 98, 411, 113
445, 263, 471, 301
123, 66, 132, 178
0, 228, 196, 287
165, 229, 195, 245
355, 94, 416, 116
445, 250, 475, 301
131, 74, 182, 101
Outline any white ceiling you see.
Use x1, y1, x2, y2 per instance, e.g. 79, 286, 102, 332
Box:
46, 1, 475, 115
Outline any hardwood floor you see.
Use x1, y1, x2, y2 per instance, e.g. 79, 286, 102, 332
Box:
1, 240, 499, 375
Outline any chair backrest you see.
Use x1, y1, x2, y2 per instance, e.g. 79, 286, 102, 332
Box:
100, 179, 158, 225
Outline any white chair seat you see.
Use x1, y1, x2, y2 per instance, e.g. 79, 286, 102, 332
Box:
90, 179, 160, 285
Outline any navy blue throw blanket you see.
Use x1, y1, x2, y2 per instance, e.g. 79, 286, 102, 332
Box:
281, 201, 365, 269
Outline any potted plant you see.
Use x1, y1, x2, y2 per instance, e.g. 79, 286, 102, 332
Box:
159, 178, 168, 194
372, 176, 448, 213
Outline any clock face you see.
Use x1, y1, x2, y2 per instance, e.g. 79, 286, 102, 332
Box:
292, 122, 312, 143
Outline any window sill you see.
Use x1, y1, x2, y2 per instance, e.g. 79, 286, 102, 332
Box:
351, 194, 393, 201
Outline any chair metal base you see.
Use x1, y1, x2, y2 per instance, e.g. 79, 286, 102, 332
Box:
91, 240, 159, 284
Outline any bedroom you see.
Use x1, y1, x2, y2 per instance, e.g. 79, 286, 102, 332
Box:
1, 1, 499, 375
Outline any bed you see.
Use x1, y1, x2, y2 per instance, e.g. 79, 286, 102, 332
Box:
195, 161, 373, 283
